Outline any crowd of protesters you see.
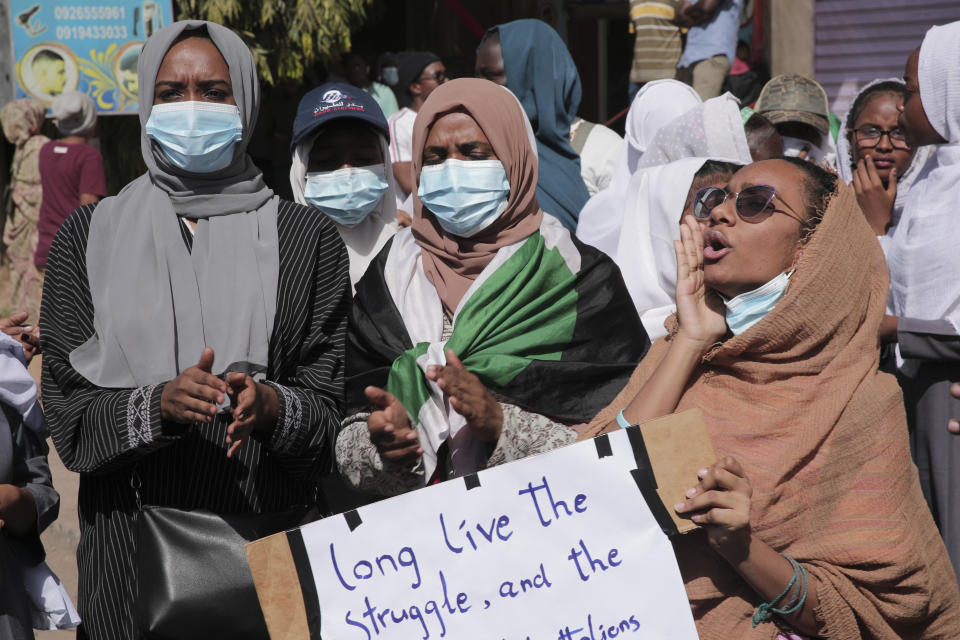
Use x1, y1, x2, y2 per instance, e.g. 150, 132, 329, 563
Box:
0, 7, 959, 640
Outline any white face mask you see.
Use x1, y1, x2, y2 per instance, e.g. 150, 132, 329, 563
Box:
723, 270, 794, 335
417, 159, 510, 237
781, 136, 827, 164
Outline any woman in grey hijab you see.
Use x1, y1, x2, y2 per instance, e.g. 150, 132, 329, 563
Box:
39, 21, 349, 639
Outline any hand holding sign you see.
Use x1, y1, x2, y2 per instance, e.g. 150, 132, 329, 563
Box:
674, 456, 753, 554
365, 386, 422, 463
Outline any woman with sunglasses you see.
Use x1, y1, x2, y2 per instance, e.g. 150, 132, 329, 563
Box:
578, 157, 960, 638
835, 79, 931, 239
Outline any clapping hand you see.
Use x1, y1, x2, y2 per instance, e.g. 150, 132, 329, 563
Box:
224, 373, 279, 458
364, 386, 421, 464
427, 349, 502, 443
160, 348, 226, 424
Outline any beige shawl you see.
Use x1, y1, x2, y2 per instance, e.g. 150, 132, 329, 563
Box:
583, 183, 960, 638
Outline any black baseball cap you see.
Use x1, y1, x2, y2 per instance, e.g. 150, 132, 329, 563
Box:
291, 82, 389, 152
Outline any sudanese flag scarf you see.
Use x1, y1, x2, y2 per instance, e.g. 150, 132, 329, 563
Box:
347, 79, 648, 481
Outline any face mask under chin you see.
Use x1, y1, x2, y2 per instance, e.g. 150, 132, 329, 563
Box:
722, 270, 794, 335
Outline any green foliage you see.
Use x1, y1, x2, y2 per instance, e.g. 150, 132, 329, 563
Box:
176, 0, 374, 83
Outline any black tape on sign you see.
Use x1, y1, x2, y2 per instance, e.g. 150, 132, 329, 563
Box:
625, 425, 657, 489
463, 473, 481, 490
594, 433, 613, 458
630, 468, 679, 537
286, 528, 323, 638
343, 509, 362, 531
624, 426, 679, 537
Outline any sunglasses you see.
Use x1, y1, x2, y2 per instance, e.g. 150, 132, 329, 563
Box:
692, 185, 805, 223
417, 69, 446, 83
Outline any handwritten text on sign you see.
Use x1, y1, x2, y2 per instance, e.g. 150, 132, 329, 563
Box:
298, 428, 699, 640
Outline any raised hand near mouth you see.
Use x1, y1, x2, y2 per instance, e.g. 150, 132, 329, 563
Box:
675, 215, 727, 349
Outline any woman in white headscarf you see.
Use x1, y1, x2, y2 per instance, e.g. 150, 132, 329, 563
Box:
289, 82, 399, 289
601, 92, 754, 339
576, 80, 701, 255
40, 21, 350, 637
887, 20, 960, 586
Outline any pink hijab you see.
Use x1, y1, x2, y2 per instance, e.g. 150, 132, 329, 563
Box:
410, 78, 543, 315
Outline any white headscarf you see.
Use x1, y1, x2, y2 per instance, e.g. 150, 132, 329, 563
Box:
0, 333, 45, 435
576, 80, 701, 255
290, 132, 399, 289
886, 21, 960, 331
637, 92, 753, 168
616, 158, 713, 339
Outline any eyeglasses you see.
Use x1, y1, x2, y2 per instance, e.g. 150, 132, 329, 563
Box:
853, 125, 909, 149
417, 69, 446, 83
692, 185, 805, 224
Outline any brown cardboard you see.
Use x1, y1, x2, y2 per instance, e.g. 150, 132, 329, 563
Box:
245, 531, 311, 639
637, 408, 717, 534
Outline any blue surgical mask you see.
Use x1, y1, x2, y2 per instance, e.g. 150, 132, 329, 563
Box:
381, 66, 399, 86
304, 164, 389, 227
723, 270, 793, 335
417, 159, 510, 237
145, 101, 244, 173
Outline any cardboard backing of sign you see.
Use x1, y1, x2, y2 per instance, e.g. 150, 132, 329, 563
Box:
246, 407, 715, 639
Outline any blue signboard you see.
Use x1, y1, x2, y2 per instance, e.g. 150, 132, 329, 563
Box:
9, 0, 173, 113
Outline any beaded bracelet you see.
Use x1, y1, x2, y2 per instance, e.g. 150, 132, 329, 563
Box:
752, 554, 808, 627
616, 409, 632, 429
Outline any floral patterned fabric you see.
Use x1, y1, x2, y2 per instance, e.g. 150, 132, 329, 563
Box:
0, 99, 48, 317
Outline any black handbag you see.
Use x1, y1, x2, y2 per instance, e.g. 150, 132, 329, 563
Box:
133, 474, 319, 640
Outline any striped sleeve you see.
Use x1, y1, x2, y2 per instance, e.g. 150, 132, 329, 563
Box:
256, 200, 350, 477
40, 206, 191, 476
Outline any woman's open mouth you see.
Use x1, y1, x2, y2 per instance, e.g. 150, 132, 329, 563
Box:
703, 230, 732, 260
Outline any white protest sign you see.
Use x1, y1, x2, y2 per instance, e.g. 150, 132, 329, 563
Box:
254, 424, 701, 640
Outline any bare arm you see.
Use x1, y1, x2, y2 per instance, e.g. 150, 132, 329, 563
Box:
604, 217, 727, 430
79, 193, 100, 206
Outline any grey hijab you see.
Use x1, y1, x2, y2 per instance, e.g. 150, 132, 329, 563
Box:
70, 20, 279, 388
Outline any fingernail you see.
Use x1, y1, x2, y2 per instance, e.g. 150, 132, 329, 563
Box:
698, 468, 709, 478
673, 503, 685, 512
407, 432, 417, 440
686, 487, 697, 498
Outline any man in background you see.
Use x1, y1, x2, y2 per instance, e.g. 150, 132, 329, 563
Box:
628, 0, 683, 101
387, 51, 446, 220
675, 0, 743, 100
344, 51, 399, 119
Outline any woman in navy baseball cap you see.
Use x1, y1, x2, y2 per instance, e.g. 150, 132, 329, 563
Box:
290, 82, 400, 288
